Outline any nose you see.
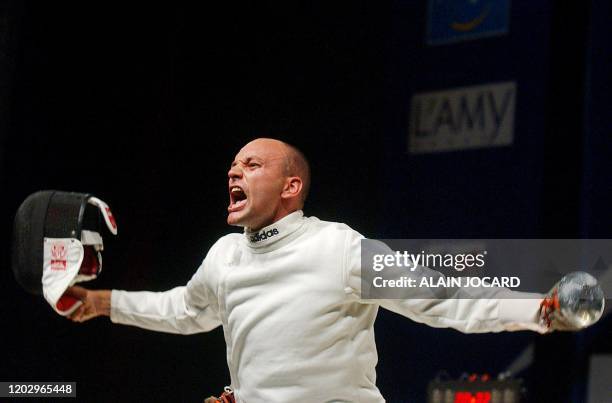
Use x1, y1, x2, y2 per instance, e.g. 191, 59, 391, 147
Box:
228, 164, 243, 181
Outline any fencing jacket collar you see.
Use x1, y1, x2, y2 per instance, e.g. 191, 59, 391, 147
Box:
244, 210, 305, 251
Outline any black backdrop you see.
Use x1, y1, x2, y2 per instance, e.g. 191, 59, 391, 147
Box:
1, 1, 610, 402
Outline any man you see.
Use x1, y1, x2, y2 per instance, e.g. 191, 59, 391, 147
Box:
67, 138, 550, 402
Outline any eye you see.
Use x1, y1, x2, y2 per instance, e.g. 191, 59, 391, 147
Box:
248, 162, 261, 168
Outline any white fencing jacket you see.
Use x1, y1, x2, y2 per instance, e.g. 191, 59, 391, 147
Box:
110, 210, 546, 402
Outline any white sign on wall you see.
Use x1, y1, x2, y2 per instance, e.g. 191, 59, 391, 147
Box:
409, 81, 516, 154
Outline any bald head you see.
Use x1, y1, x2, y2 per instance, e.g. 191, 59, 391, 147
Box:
243, 138, 311, 207
228, 138, 311, 229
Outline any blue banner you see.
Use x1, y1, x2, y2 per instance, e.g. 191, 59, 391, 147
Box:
427, 0, 511, 45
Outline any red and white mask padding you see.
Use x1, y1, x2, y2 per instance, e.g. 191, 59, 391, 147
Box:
42, 198, 117, 316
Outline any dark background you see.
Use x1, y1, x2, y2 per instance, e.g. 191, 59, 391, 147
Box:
0, 1, 610, 402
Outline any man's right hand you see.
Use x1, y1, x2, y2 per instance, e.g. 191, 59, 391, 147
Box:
65, 286, 112, 322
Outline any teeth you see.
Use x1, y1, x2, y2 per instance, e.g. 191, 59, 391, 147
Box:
231, 187, 242, 193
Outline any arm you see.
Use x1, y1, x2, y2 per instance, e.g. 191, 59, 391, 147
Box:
109, 284, 221, 335
68, 259, 222, 335
377, 286, 546, 334
343, 231, 548, 334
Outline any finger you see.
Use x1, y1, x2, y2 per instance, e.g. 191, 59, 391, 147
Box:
70, 304, 86, 322
68, 304, 83, 320
64, 285, 88, 300
81, 312, 97, 322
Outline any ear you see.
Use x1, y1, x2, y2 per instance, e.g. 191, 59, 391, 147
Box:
280, 176, 303, 202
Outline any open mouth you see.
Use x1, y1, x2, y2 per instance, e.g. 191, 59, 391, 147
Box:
228, 185, 247, 212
